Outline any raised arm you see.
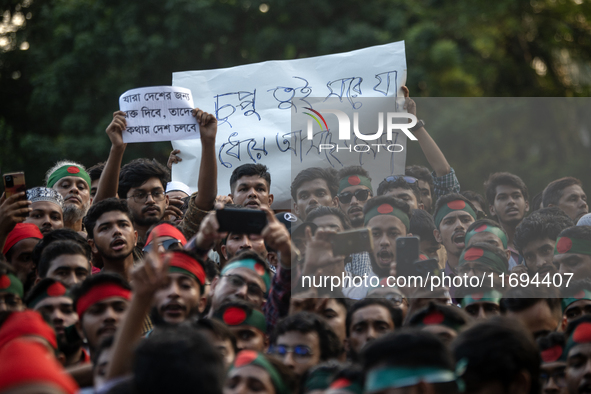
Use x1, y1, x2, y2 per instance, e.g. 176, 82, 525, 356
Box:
93, 111, 127, 203
193, 108, 218, 210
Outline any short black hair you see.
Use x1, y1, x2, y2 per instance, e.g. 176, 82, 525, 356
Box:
271, 312, 343, 361
484, 172, 529, 206
557, 224, 591, 243
433, 193, 477, 229
83, 198, 134, 239
118, 158, 170, 200
25, 278, 69, 308
306, 206, 352, 230
514, 208, 574, 255
38, 240, 89, 278
32, 228, 91, 268
229, 164, 271, 194
363, 195, 412, 223
543, 177, 584, 208
452, 317, 540, 394
346, 298, 403, 337
405, 165, 433, 194
70, 273, 131, 317
133, 325, 224, 394
500, 286, 561, 317
409, 209, 437, 243
408, 302, 471, 331
87, 162, 106, 182
377, 176, 422, 204
194, 318, 238, 354
461, 190, 487, 212
291, 167, 338, 200
531, 191, 544, 213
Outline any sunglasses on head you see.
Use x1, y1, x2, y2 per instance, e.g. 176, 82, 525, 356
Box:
143, 238, 183, 252
385, 175, 418, 184
337, 189, 372, 204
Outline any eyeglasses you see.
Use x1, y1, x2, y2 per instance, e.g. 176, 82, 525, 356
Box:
385, 175, 418, 184
540, 369, 566, 387
222, 274, 265, 299
338, 189, 372, 204
268, 345, 314, 363
384, 293, 406, 306
143, 239, 183, 252
127, 190, 166, 203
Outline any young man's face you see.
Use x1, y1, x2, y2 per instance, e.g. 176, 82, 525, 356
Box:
153, 272, 204, 324
202, 330, 235, 370
384, 187, 421, 210
273, 331, 321, 377
337, 185, 372, 228
564, 300, 591, 324
0, 291, 24, 312
347, 304, 395, 358
210, 267, 266, 311
7, 238, 39, 284
81, 296, 129, 350
567, 343, 591, 394
90, 178, 100, 200
490, 185, 529, 227
294, 178, 336, 220
368, 215, 407, 276
463, 301, 500, 320
54, 176, 91, 212
126, 177, 169, 228
417, 180, 432, 213
317, 298, 348, 344
556, 252, 591, 283
45, 254, 90, 288
222, 234, 267, 260
522, 237, 556, 276
90, 211, 137, 261
505, 300, 560, 339
25, 201, 63, 235
310, 214, 345, 233
434, 211, 475, 258
225, 365, 275, 394
466, 231, 505, 250
231, 175, 273, 209
420, 238, 441, 260
540, 361, 566, 394
556, 184, 588, 222
34, 296, 78, 337
227, 325, 267, 352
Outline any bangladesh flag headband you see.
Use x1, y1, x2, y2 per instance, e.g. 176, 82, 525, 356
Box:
554, 237, 591, 256
464, 224, 508, 249
0, 274, 23, 298
213, 304, 267, 333
460, 290, 503, 308
459, 246, 508, 275
231, 351, 289, 394
364, 203, 410, 230
328, 378, 363, 394
338, 175, 373, 194
562, 289, 591, 312
47, 165, 91, 188
413, 309, 465, 332
541, 344, 566, 363
168, 251, 206, 287
222, 258, 270, 295
365, 365, 465, 393
28, 281, 70, 309
564, 321, 591, 360
434, 200, 476, 229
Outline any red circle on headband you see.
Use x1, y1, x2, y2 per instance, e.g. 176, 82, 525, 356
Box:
475, 224, 487, 232
223, 307, 247, 326
348, 176, 361, 185
234, 350, 258, 367
331, 378, 352, 390
0, 275, 10, 289
254, 263, 265, 276
464, 248, 484, 261
471, 293, 484, 301
575, 291, 587, 299
573, 322, 591, 343
447, 200, 466, 210
556, 238, 573, 254
541, 345, 563, 363
423, 311, 445, 325
377, 204, 394, 214
47, 282, 67, 297
67, 166, 80, 174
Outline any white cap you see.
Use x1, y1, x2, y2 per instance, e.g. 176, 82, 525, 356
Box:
166, 181, 192, 196
577, 213, 591, 226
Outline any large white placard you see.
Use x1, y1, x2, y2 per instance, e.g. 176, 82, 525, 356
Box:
172, 41, 407, 208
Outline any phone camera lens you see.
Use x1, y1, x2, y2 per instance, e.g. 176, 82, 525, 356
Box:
5, 176, 12, 181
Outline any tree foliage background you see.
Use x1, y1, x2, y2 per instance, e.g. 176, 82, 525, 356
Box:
1, 0, 591, 198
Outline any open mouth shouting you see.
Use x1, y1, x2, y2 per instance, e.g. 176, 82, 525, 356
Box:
161, 302, 187, 320
377, 249, 394, 268
452, 232, 466, 249
110, 237, 127, 252
244, 199, 261, 209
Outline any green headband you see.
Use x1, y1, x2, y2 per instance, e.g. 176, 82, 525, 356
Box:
338, 175, 373, 194
364, 203, 410, 230
231, 351, 289, 394
365, 366, 460, 393
222, 259, 271, 295
562, 290, 591, 312
459, 246, 508, 275
328, 378, 364, 394
564, 321, 591, 360
0, 274, 23, 298
460, 290, 503, 308
27, 281, 70, 309
412, 309, 466, 332
465, 224, 508, 249
47, 165, 91, 188
304, 369, 335, 391
555, 237, 591, 256
213, 304, 267, 333
434, 200, 477, 229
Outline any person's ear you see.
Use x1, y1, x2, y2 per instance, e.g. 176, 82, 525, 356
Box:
489, 204, 496, 217
433, 229, 442, 243
331, 196, 338, 207
134, 230, 138, 247
221, 245, 228, 260
164, 194, 170, 208
525, 200, 530, 213
198, 294, 207, 313
505, 249, 511, 262
268, 194, 274, 207
88, 239, 98, 254
509, 370, 531, 394
263, 334, 270, 352
560, 315, 568, 332
294, 203, 300, 217
210, 276, 220, 293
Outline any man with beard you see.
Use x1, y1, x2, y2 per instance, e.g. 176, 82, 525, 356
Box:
229, 163, 274, 209
26, 278, 88, 366
336, 166, 373, 229
2, 222, 43, 293
24, 187, 64, 235
484, 172, 530, 269
291, 167, 338, 220
543, 177, 588, 223
45, 160, 92, 232
83, 198, 138, 281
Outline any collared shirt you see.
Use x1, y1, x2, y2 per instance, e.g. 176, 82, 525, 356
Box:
345, 252, 373, 277
263, 264, 291, 332
507, 246, 524, 270
432, 168, 461, 202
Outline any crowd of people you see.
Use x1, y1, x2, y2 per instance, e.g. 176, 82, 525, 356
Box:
0, 88, 590, 394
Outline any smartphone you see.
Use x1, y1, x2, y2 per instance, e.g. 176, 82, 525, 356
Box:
331, 228, 374, 256
216, 208, 268, 234
3, 172, 26, 198
396, 236, 420, 277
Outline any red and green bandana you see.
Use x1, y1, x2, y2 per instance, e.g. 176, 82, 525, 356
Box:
464, 224, 508, 249
76, 283, 131, 317
167, 251, 206, 286
460, 290, 503, 308
364, 202, 410, 230
0, 274, 23, 299
541, 344, 566, 363
27, 281, 70, 309
222, 258, 270, 295
562, 290, 591, 312
328, 378, 364, 394
554, 237, 591, 256
459, 246, 508, 275
47, 165, 91, 188
213, 303, 267, 333
338, 175, 373, 194
564, 321, 591, 359
434, 200, 476, 229
231, 351, 289, 394
414, 310, 465, 332
365, 366, 461, 393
